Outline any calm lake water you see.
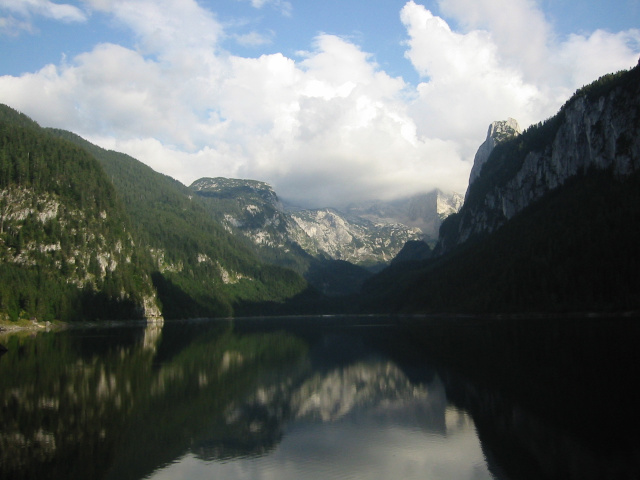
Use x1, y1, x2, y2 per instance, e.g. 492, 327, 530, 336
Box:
1, 315, 639, 480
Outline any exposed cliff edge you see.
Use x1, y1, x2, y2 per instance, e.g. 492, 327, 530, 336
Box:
438, 65, 640, 254
466, 117, 521, 193
362, 65, 640, 313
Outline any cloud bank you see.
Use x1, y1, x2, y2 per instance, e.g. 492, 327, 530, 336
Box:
0, 0, 638, 207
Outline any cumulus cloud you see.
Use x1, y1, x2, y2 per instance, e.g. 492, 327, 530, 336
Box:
400, 1, 543, 154
0, 0, 639, 208
401, 0, 640, 159
436, 0, 552, 82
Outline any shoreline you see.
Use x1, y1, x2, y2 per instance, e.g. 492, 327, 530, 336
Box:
0, 320, 62, 335
1, 310, 638, 335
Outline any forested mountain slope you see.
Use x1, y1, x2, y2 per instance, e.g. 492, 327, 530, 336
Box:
0, 105, 159, 321
0, 103, 311, 322
362, 65, 640, 314
438, 65, 640, 253
49, 130, 308, 318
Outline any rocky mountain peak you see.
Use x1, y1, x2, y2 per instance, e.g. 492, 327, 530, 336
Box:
438, 65, 640, 255
436, 190, 463, 218
466, 118, 521, 194
190, 177, 281, 209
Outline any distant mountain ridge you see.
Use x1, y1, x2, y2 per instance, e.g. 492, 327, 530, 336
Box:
190, 176, 430, 269
344, 190, 463, 243
191, 176, 431, 296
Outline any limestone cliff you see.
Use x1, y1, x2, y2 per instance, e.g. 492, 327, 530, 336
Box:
466, 118, 521, 195
345, 190, 462, 242
438, 65, 640, 254
191, 177, 423, 269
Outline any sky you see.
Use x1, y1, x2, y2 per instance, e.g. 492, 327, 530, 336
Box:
1, 0, 639, 208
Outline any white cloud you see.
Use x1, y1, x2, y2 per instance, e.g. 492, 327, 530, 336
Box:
0, 0, 639, 209
1, 0, 87, 23
552, 29, 640, 88
0, 14, 34, 35
234, 30, 274, 47
436, 0, 552, 82
400, 0, 640, 163
400, 1, 543, 156
239, 0, 292, 17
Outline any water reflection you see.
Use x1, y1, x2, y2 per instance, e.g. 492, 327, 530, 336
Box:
1, 316, 639, 480
149, 354, 491, 480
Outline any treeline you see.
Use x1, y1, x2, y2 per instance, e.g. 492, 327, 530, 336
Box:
48, 128, 309, 318
0, 105, 157, 321
0, 104, 310, 322
361, 168, 640, 313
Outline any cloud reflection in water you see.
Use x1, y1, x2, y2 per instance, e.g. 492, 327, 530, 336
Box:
148, 359, 493, 480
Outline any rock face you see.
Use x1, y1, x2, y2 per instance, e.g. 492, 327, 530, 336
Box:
466, 118, 521, 194
438, 66, 640, 254
191, 177, 423, 268
289, 209, 422, 266
344, 190, 463, 241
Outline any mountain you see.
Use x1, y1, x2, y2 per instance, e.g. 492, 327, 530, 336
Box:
0, 104, 312, 323
465, 117, 521, 195
344, 190, 463, 243
390, 240, 432, 265
48, 133, 308, 318
438, 66, 640, 254
189, 177, 297, 264
0, 105, 160, 322
361, 64, 640, 314
189, 177, 429, 296
191, 177, 424, 270
287, 208, 423, 268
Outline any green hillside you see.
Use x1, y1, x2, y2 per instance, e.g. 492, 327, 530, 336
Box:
0, 105, 156, 322
0, 104, 309, 322
49, 130, 308, 318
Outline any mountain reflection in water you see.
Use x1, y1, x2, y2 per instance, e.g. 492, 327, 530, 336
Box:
1, 316, 639, 480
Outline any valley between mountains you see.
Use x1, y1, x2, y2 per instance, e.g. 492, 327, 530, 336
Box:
1, 63, 639, 323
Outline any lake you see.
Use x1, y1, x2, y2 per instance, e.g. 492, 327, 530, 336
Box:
1, 315, 639, 479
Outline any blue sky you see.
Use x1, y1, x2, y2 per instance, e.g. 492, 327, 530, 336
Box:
1, 0, 639, 207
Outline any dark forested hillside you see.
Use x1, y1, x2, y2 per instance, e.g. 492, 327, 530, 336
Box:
362, 169, 640, 313
0, 105, 157, 321
362, 65, 640, 314
0, 104, 310, 322
49, 129, 308, 318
